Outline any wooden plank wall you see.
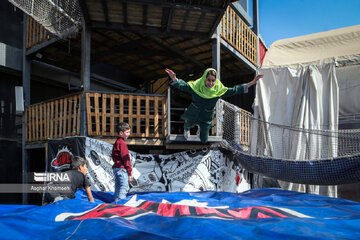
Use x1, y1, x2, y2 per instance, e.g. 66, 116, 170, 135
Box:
26, 16, 51, 49
151, 77, 169, 95
220, 7, 258, 66
86, 93, 167, 138
239, 108, 251, 146
25, 94, 81, 142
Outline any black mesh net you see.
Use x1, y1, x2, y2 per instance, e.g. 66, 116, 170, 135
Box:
219, 100, 360, 185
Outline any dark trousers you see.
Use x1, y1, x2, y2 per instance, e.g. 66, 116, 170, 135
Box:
184, 120, 212, 143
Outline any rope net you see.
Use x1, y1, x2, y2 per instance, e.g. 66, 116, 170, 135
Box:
219, 100, 360, 185
9, 0, 82, 38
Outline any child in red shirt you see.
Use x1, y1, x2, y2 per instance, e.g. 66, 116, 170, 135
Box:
112, 122, 132, 202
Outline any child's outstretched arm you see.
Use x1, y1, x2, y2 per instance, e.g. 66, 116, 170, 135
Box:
165, 68, 192, 94
223, 74, 264, 97
165, 68, 178, 82
246, 74, 264, 88
85, 186, 95, 203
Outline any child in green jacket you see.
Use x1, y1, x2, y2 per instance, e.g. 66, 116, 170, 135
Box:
165, 68, 263, 143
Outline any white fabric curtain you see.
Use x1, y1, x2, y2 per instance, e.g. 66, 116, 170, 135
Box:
252, 62, 339, 197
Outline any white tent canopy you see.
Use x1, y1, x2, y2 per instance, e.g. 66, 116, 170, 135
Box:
254, 25, 360, 197
262, 24, 360, 68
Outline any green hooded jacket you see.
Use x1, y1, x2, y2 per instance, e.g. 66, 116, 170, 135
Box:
171, 78, 248, 125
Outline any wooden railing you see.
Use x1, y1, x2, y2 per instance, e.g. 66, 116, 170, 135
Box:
26, 15, 51, 49
86, 92, 168, 138
220, 100, 252, 147
238, 108, 252, 146
25, 94, 81, 142
220, 7, 258, 66
24, 91, 251, 145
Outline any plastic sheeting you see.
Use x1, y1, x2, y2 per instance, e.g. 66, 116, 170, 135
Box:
1, 189, 360, 239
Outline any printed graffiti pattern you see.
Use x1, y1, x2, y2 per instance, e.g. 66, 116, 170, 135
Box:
56, 200, 309, 221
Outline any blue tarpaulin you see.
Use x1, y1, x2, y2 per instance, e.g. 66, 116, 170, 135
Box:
0, 189, 360, 239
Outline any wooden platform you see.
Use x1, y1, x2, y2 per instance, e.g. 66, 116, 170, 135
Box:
166, 134, 222, 142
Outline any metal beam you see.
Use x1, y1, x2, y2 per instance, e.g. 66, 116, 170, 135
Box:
26, 38, 58, 56
113, 0, 223, 12
220, 38, 257, 72
22, 13, 30, 205
209, 0, 231, 37
252, 0, 260, 66
80, 24, 91, 136
252, 0, 259, 35
212, 26, 221, 79
78, 0, 91, 26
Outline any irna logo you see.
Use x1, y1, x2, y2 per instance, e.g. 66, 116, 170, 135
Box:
34, 172, 70, 182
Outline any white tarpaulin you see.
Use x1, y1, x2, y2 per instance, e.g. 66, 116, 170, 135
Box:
254, 25, 360, 197
337, 64, 360, 116
255, 63, 338, 197
253, 25, 360, 196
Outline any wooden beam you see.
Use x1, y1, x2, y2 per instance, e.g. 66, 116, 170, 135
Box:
91, 38, 146, 63
166, 6, 174, 32
195, 12, 206, 32
149, 36, 205, 68
181, 9, 190, 31
161, 6, 170, 30
112, 0, 223, 13
91, 21, 209, 39
101, 0, 109, 26
142, 4, 148, 27
122, 2, 128, 26
182, 40, 211, 52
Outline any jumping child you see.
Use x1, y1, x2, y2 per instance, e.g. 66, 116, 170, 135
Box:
165, 68, 263, 143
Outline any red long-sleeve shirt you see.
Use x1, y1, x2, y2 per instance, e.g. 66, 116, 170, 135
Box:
111, 137, 132, 176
